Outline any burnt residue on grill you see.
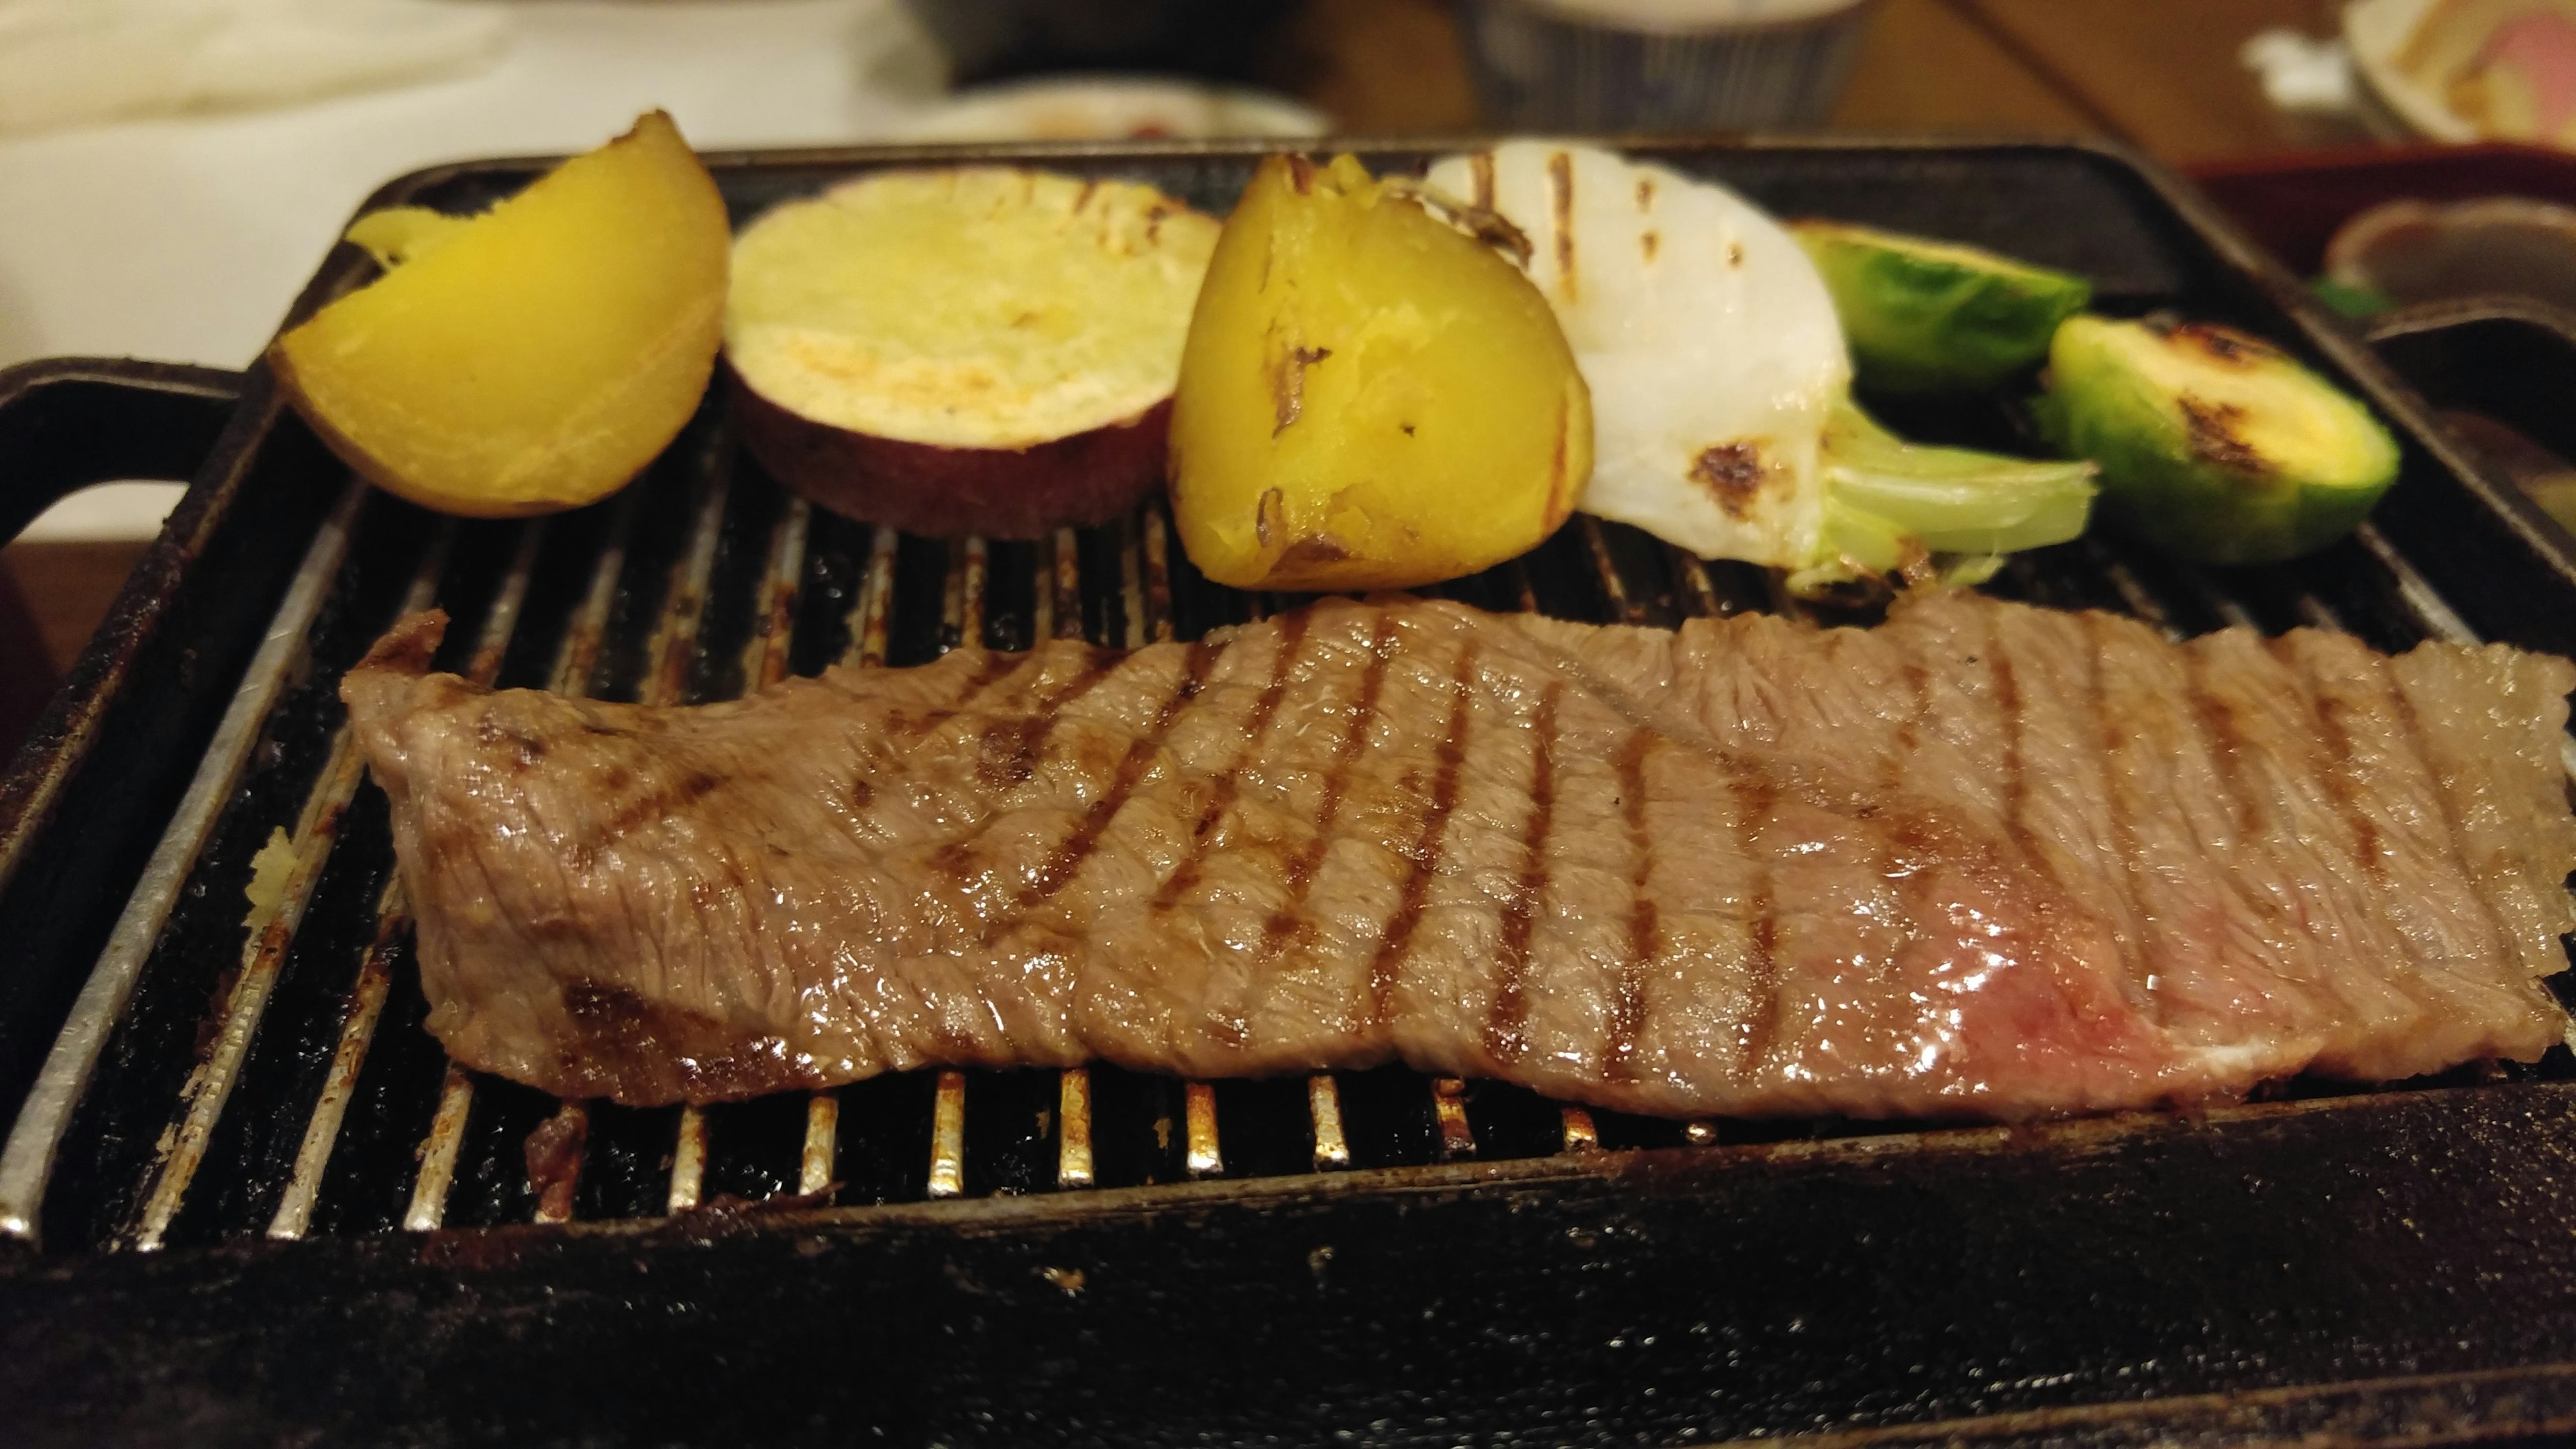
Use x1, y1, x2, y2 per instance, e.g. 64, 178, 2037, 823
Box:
33, 497, 462, 1252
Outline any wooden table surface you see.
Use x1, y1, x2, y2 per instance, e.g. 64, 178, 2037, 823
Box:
1294, 0, 2365, 156
0, 0, 2374, 753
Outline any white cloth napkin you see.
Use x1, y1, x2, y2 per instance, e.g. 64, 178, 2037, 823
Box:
0, 0, 511, 136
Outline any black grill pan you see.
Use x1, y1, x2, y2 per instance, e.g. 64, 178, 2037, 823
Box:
1, 138, 2575, 1447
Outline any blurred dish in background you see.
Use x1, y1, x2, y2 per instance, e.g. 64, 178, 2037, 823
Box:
898, 0, 1299, 87
0, 0, 509, 137
893, 75, 1326, 141
2325, 194, 2576, 309
2347, 0, 2576, 144
1455, 0, 1876, 132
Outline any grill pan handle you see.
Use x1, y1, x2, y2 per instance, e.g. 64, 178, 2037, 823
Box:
0, 358, 243, 547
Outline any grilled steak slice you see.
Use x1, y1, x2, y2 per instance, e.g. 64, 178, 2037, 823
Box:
342, 594, 2576, 1118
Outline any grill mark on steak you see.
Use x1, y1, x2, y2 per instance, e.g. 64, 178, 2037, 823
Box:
560, 977, 807, 1102
577, 769, 724, 869
2081, 614, 2154, 1009
947, 651, 1034, 720
2183, 650, 2259, 841
2269, 636, 2386, 889
1159, 612, 1310, 920
974, 646, 1118, 788
2377, 651, 2517, 952
1987, 614, 2032, 850
1252, 615, 1399, 982
1604, 730, 1658, 1082
1013, 640, 1223, 912
1484, 683, 1564, 1064
476, 710, 549, 771
1366, 641, 1479, 1027
1884, 659, 1931, 795
1729, 762, 1784, 1081
2167, 635, 2303, 953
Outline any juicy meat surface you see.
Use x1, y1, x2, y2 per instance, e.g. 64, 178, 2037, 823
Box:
341, 594, 2576, 1118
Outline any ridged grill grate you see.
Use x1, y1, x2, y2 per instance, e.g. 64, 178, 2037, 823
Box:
0, 370, 2569, 1256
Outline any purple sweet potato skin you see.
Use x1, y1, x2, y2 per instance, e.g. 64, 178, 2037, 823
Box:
729, 364, 1171, 539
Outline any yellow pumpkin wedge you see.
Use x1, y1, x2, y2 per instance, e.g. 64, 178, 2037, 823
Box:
270, 110, 729, 517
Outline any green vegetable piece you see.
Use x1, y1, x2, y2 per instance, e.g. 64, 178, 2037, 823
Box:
2033, 315, 2400, 566
2308, 276, 2394, 320
1791, 220, 2093, 393
1786, 400, 2098, 596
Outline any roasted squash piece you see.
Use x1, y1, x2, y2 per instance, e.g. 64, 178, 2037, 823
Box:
272, 111, 729, 517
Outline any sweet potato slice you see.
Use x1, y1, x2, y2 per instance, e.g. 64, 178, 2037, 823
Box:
725, 167, 1220, 538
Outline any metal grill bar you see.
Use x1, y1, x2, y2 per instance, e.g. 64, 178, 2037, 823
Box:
2172, 562, 2259, 631
400, 1069, 475, 1232
1131, 505, 1229, 1180
1055, 1057, 1095, 1189
849, 527, 898, 669
667, 492, 812, 1215
1307, 1075, 1351, 1169
1051, 527, 1097, 1191
124, 521, 461, 1252
0, 481, 369, 1250
798, 1089, 840, 1198
665, 1111, 709, 1214
750, 498, 840, 1199
753, 499, 812, 687
2080, 539, 2186, 641
534, 456, 731, 1228
789, 522, 899, 1199
1669, 544, 1728, 618
1183, 1081, 1222, 1178
1432, 1078, 1477, 1160
921, 535, 985, 1201
2356, 522, 2479, 645
267, 521, 549, 1242
1580, 516, 1641, 625
1651, 527, 1742, 1153
1226, 586, 1353, 1175
1560, 1107, 1600, 1152
926, 1069, 967, 1199
405, 490, 643, 1233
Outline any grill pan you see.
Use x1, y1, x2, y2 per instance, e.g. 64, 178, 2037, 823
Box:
3, 138, 2576, 1447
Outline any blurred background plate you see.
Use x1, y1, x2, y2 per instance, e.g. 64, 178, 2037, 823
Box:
892, 75, 1327, 141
